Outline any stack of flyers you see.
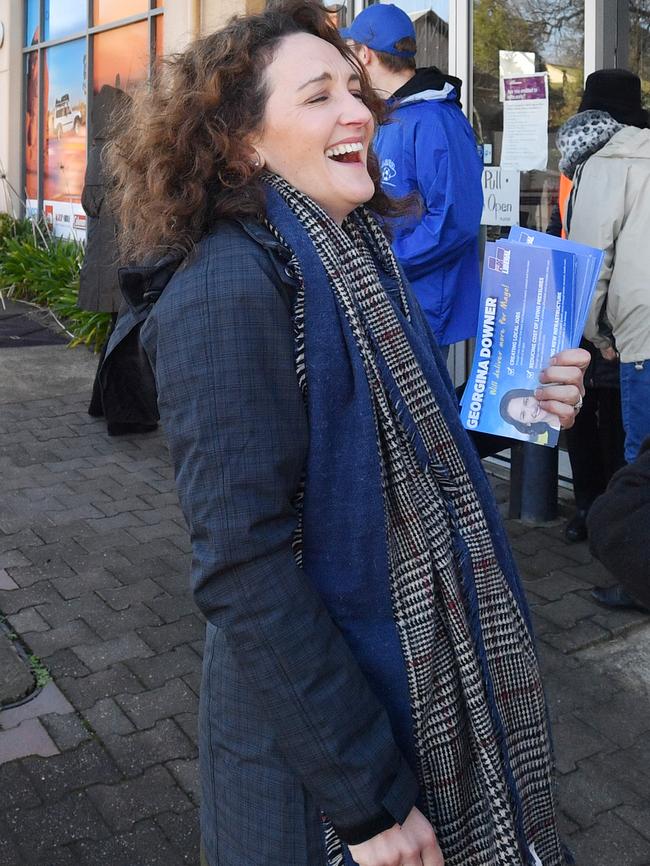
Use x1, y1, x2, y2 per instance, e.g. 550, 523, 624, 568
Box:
506, 227, 605, 346
459, 230, 604, 448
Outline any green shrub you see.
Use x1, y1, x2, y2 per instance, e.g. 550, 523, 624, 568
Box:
0, 214, 111, 351
0, 212, 14, 242
0, 214, 50, 249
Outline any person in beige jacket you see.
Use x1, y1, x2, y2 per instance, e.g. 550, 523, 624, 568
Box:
568, 121, 650, 464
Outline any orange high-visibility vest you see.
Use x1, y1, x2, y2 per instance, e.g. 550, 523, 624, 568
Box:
558, 173, 573, 238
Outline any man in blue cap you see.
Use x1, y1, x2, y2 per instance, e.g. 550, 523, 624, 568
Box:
342, 4, 483, 360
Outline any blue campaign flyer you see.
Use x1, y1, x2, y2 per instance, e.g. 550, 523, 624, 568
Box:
460, 241, 577, 447
506, 227, 604, 344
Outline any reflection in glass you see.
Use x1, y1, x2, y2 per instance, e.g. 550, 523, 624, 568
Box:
472, 0, 584, 232
391, 0, 449, 69
93, 21, 149, 95
42, 39, 87, 206
25, 53, 39, 200
155, 13, 164, 57
25, 0, 40, 46
391, 0, 448, 21
93, 0, 148, 27
44, 0, 87, 41
629, 0, 650, 106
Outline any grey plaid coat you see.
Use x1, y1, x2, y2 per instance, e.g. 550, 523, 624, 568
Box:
136, 220, 419, 866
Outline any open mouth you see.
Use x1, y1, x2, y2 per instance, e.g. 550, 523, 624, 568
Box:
325, 141, 364, 164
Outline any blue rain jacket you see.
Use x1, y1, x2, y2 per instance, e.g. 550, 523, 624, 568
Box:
375, 74, 483, 346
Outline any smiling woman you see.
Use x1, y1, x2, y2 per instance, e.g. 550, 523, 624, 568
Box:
250, 37, 375, 226
102, 3, 586, 866
499, 386, 562, 436
105, 6, 400, 260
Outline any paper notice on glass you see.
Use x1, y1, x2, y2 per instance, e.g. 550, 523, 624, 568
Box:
501, 73, 549, 172
481, 167, 520, 226
498, 50, 535, 101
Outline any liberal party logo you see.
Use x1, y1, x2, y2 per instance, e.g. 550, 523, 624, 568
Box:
487, 246, 511, 274
381, 158, 397, 186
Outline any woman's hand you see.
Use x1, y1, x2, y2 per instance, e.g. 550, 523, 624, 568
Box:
348, 806, 443, 866
534, 347, 590, 431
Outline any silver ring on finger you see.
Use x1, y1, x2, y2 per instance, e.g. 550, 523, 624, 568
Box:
573, 396, 583, 413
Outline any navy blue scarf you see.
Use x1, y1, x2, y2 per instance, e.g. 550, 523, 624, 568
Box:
264, 179, 563, 866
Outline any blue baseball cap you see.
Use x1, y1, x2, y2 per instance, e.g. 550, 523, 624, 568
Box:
340, 4, 416, 57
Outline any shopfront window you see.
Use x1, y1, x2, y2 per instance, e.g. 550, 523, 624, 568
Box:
22, 2, 163, 238
392, 0, 449, 69
341, 0, 450, 68
93, 21, 150, 94
629, 0, 650, 103
25, 54, 39, 200
25, 0, 40, 46
155, 13, 164, 56
44, 1, 87, 41
42, 39, 87, 233
93, 0, 149, 27
473, 0, 584, 234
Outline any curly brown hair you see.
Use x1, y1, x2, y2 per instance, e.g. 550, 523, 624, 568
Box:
105, 0, 401, 261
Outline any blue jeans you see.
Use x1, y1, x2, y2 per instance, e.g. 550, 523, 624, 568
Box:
620, 359, 650, 462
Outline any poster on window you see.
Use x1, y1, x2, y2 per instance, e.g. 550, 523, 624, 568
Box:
45, 201, 87, 238
500, 73, 549, 172
42, 39, 87, 236
498, 51, 535, 101
93, 20, 150, 96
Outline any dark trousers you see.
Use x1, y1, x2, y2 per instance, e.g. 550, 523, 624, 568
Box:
565, 386, 625, 511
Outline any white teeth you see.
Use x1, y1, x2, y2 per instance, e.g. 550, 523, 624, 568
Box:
325, 141, 364, 158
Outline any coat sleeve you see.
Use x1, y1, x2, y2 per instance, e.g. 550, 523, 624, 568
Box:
587, 437, 650, 608
568, 158, 626, 350
391, 112, 482, 281
142, 234, 419, 844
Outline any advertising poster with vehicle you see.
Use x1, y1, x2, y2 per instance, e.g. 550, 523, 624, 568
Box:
42, 39, 87, 234
26, 199, 87, 240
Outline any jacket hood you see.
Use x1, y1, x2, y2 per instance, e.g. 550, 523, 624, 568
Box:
557, 110, 623, 179
119, 252, 185, 313
393, 66, 462, 107
595, 125, 650, 159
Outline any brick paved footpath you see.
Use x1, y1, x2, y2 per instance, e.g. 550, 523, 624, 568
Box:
1, 342, 649, 866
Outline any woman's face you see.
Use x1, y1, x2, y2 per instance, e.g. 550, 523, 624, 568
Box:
253, 32, 375, 225
506, 394, 560, 429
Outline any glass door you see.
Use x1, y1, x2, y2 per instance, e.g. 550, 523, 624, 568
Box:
628, 0, 650, 104
472, 0, 585, 235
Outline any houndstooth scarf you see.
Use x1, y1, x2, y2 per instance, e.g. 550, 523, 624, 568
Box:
263, 174, 566, 866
